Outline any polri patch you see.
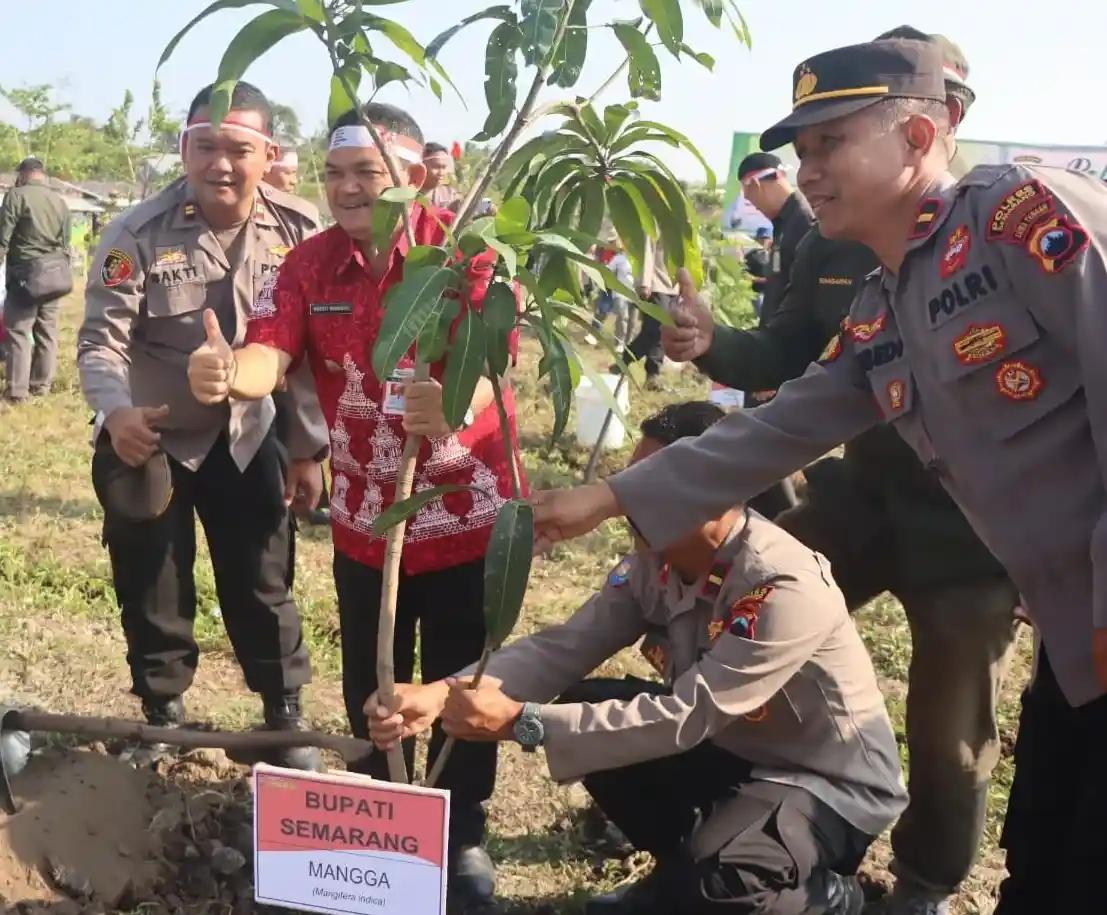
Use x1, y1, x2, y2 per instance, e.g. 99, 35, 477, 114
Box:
995, 360, 1043, 401
909, 197, 943, 240
953, 323, 1007, 365
608, 558, 633, 587
848, 313, 886, 343
1024, 215, 1089, 275
251, 272, 278, 319
987, 180, 1052, 241
154, 244, 188, 268
309, 302, 354, 316
101, 248, 134, 288
940, 226, 971, 279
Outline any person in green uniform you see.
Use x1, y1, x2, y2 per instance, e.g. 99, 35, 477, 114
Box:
0, 157, 72, 403
660, 29, 1017, 915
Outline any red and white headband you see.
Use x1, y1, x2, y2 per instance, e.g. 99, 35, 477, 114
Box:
741, 166, 784, 186
329, 124, 423, 165
180, 116, 274, 156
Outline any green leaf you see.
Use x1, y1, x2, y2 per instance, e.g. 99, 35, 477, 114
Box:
486, 238, 518, 276
499, 133, 579, 196
534, 322, 576, 439
459, 234, 490, 259
372, 485, 482, 537
610, 175, 657, 239
474, 22, 521, 141
496, 197, 531, 235
612, 23, 662, 101
368, 186, 416, 253
417, 299, 461, 363
605, 182, 647, 277
327, 66, 361, 128
425, 5, 514, 59
441, 310, 488, 428
406, 245, 451, 270
482, 282, 518, 376
602, 103, 636, 142
639, 0, 683, 57
363, 14, 427, 65
208, 9, 309, 125
520, 0, 564, 67
680, 43, 715, 69
295, 0, 325, 22
695, 0, 724, 26
577, 103, 608, 148
575, 178, 606, 240
157, 0, 299, 71
548, 0, 591, 88
483, 500, 534, 647
625, 170, 699, 287
371, 266, 460, 381
633, 120, 717, 188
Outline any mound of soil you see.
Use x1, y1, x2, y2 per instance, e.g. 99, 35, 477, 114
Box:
0, 744, 271, 915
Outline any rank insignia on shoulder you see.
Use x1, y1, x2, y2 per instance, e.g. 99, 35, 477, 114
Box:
818, 333, 842, 364
701, 561, 731, 599
909, 197, 943, 240
270, 245, 291, 258
182, 202, 197, 221
940, 226, 971, 279
608, 558, 633, 587
1024, 215, 1089, 275
848, 313, 886, 343
727, 585, 775, 640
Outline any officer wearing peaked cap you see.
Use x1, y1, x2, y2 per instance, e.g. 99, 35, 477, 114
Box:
531, 36, 1107, 915
663, 30, 1014, 915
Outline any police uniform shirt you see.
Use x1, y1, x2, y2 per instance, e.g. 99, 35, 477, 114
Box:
466, 512, 907, 838
607, 164, 1107, 708
760, 191, 816, 323
78, 179, 327, 470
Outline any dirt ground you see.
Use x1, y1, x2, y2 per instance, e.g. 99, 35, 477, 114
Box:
0, 296, 1030, 914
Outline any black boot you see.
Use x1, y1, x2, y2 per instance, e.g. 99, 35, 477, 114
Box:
821, 872, 864, 915
123, 696, 185, 768
263, 692, 325, 772
447, 845, 499, 914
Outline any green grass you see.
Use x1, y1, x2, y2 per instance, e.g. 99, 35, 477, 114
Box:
0, 294, 1029, 913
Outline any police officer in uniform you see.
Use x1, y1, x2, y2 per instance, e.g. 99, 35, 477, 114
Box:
372, 401, 906, 915
531, 37, 1107, 915
661, 30, 1013, 915
78, 82, 328, 770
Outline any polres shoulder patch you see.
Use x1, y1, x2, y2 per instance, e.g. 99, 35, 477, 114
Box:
727, 584, 775, 640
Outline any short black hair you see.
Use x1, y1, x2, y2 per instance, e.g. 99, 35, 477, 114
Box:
17, 157, 44, 174
330, 102, 424, 145
640, 401, 725, 447
188, 80, 271, 132
423, 142, 449, 157
736, 152, 784, 182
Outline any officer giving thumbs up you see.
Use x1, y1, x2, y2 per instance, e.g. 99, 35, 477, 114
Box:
187, 308, 237, 405
661, 268, 716, 363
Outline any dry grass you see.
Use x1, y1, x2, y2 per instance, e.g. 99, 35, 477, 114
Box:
0, 293, 1031, 913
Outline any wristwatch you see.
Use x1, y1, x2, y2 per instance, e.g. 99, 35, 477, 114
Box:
512, 702, 544, 753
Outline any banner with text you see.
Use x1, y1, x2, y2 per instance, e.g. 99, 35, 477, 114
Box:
721, 133, 1107, 230
253, 764, 449, 915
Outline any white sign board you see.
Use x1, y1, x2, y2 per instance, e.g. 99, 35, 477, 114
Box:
253, 764, 450, 915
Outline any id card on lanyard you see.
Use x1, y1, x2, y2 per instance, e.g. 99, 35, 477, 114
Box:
382, 366, 415, 416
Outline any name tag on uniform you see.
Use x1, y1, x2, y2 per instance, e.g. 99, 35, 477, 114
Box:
309, 302, 353, 315
381, 367, 415, 416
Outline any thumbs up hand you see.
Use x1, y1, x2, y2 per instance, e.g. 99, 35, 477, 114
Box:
188, 308, 237, 405
660, 268, 716, 363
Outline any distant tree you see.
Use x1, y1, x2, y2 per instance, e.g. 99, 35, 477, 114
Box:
270, 102, 302, 141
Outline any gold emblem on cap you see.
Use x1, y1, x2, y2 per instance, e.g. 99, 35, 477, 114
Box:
794, 65, 818, 104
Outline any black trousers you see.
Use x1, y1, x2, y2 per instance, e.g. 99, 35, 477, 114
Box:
559, 678, 871, 914
995, 650, 1107, 914
333, 552, 495, 850
98, 430, 311, 702
622, 293, 674, 377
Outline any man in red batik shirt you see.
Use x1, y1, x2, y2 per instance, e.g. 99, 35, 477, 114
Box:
186, 102, 524, 914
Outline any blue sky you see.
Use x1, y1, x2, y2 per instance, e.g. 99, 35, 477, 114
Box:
1, 0, 1103, 180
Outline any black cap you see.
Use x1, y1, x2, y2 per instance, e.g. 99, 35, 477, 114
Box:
92, 442, 173, 523
737, 152, 784, 181
760, 39, 946, 152
876, 26, 975, 109
16, 157, 44, 173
